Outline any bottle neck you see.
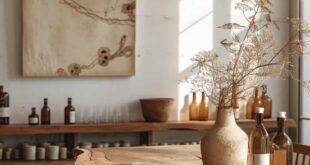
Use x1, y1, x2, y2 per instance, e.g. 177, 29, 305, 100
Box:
256, 113, 264, 125
44, 100, 48, 106
68, 100, 72, 106
32, 109, 36, 114
201, 92, 205, 101
277, 117, 285, 134
192, 93, 196, 102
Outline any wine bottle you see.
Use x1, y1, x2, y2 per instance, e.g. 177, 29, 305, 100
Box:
0, 85, 10, 125
64, 98, 76, 124
251, 87, 262, 119
199, 92, 208, 121
29, 107, 39, 125
249, 107, 270, 165
189, 92, 199, 121
261, 85, 272, 118
41, 98, 51, 125
271, 112, 293, 165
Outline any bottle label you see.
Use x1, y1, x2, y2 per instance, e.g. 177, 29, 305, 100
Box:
69, 111, 75, 123
29, 117, 39, 124
254, 153, 270, 165
0, 108, 10, 117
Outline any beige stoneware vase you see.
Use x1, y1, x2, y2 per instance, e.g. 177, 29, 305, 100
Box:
201, 108, 248, 165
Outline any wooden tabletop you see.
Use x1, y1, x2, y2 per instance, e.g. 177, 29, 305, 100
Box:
75, 145, 202, 165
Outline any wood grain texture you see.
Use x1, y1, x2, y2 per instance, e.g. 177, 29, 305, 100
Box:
75, 145, 202, 165
0, 119, 296, 136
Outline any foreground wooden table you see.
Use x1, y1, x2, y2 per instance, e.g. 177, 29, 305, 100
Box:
75, 145, 202, 165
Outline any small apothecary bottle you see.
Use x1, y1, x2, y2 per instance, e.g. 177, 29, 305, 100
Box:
261, 85, 272, 118
189, 92, 199, 121
29, 107, 39, 125
199, 92, 208, 121
64, 98, 76, 124
41, 98, 51, 125
0, 85, 10, 125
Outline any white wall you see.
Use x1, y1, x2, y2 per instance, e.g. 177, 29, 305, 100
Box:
300, 0, 310, 145
0, 0, 291, 145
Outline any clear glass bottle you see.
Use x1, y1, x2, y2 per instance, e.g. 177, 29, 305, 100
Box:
64, 98, 76, 124
261, 85, 272, 118
249, 107, 270, 165
41, 98, 51, 125
271, 112, 293, 165
29, 107, 39, 125
199, 92, 208, 121
189, 92, 199, 121
0, 85, 10, 125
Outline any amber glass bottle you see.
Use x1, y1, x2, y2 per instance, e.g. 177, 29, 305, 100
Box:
246, 88, 256, 119
251, 88, 262, 119
271, 112, 293, 165
41, 98, 51, 125
64, 98, 76, 124
0, 86, 10, 125
189, 92, 199, 121
261, 85, 272, 118
29, 107, 39, 125
199, 92, 208, 121
249, 107, 270, 165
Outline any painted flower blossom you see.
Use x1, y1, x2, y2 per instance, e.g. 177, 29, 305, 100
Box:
67, 63, 82, 76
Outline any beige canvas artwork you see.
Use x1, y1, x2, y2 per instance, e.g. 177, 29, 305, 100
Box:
23, 0, 135, 77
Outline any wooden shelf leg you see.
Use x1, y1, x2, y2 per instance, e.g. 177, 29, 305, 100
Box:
64, 133, 78, 158
140, 131, 152, 146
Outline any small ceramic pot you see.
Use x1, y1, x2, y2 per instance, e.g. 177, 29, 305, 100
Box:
48, 145, 59, 160
37, 147, 46, 160
24, 145, 36, 161
60, 147, 67, 160
0, 148, 3, 160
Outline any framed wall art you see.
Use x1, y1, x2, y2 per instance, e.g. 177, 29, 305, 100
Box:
23, 0, 135, 77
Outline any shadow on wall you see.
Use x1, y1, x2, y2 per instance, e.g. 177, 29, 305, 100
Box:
177, 0, 231, 120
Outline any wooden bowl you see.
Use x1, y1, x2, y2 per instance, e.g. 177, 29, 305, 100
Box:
140, 98, 174, 122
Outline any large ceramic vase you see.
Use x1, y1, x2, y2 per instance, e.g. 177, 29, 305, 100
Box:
201, 108, 248, 165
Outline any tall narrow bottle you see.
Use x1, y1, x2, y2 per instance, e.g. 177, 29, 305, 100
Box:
199, 92, 208, 121
246, 88, 256, 119
271, 112, 293, 165
251, 88, 262, 119
64, 98, 76, 124
29, 107, 39, 125
249, 107, 270, 165
41, 98, 51, 125
261, 85, 272, 118
0, 85, 10, 125
189, 92, 199, 121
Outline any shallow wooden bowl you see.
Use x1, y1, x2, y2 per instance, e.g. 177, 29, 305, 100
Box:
140, 98, 174, 122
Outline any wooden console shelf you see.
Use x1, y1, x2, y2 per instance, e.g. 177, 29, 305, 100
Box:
0, 119, 296, 136
0, 119, 296, 154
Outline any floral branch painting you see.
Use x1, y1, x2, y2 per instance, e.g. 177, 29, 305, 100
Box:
23, 0, 135, 77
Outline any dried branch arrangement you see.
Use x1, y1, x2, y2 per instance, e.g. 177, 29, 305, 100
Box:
187, 0, 310, 109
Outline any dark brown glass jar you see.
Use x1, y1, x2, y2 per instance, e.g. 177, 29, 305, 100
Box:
64, 98, 75, 124
41, 98, 51, 125
0, 85, 10, 125
271, 112, 293, 165
29, 107, 39, 125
